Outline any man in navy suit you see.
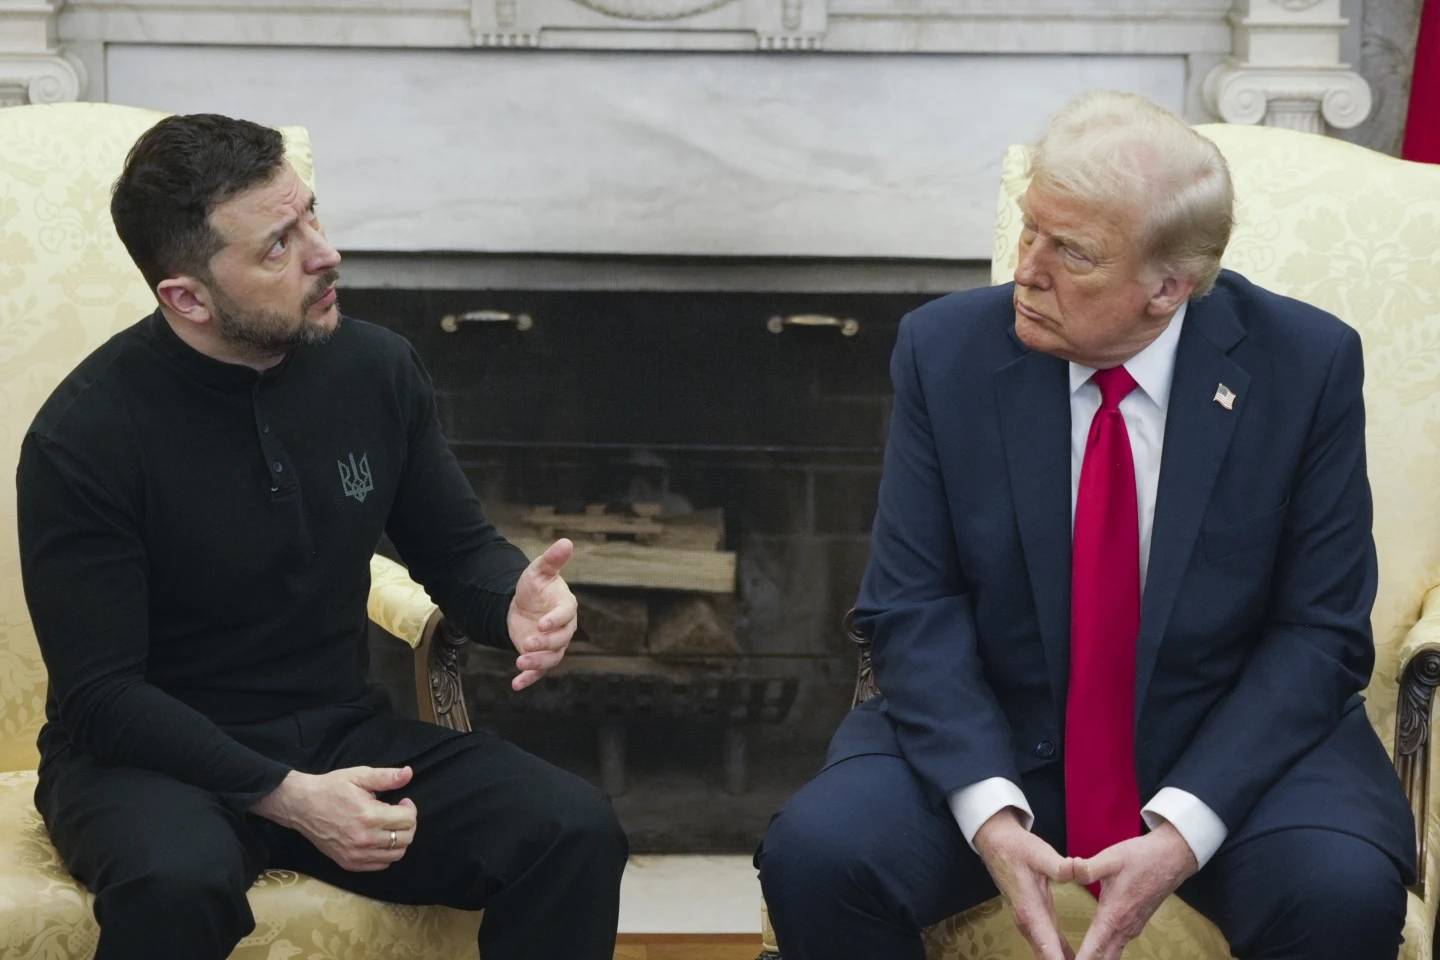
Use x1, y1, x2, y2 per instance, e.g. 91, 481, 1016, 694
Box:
758, 91, 1414, 960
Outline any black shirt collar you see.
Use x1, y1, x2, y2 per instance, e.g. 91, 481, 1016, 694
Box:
143, 308, 295, 389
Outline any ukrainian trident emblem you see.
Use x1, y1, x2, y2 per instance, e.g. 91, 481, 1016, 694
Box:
338, 452, 374, 503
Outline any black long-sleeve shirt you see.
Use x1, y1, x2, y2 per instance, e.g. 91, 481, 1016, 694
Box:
18, 310, 528, 808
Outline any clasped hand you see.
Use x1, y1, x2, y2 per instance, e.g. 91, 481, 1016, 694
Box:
973, 809, 1199, 960
252, 765, 419, 872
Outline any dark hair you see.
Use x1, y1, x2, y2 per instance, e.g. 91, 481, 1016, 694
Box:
111, 113, 286, 294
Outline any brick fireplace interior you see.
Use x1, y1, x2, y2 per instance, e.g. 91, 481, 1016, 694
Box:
352, 280, 948, 852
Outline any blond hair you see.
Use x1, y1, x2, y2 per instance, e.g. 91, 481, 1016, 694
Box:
1029, 91, 1234, 297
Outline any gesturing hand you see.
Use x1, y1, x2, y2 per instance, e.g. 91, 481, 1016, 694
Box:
974, 808, 1078, 960
507, 538, 578, 692
1071, 822, 1198, 960
252, 765, 418, 872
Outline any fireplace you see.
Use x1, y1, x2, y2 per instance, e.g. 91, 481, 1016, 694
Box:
354, 279, 958, 851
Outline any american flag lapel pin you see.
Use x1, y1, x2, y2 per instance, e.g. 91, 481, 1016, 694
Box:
1213, 382, 1236, 411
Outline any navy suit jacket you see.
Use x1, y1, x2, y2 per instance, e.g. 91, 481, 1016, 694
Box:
830, 270, 1414, 879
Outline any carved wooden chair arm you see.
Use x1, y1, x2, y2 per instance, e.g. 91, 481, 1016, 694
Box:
366, 553, 474, 734
847, 609, 880, 707
1393, 583, 1440, 897
409, 611, 475, 734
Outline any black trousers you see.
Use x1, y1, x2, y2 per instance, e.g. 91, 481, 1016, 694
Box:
35, 696, 629, 960
758, 754, 1407, 960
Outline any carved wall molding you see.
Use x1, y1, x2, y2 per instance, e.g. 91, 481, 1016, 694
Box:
53, 1, 1236, 55
570, 0, 739, 21
1204, 0, 1371, 133
0, 0, 86, 106
470, 0, 825, 50
0, 51, 83, 105
1205, 64, 1371, 132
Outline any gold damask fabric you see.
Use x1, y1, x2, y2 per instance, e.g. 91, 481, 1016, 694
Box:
922, 890, 1231, 959
368, 554, 439, 650
960, 125, 1440, 960
0, 102, 481, 960
0, 769, 482, 960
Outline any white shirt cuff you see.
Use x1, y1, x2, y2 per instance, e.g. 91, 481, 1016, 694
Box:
1142, 787, 1228, 869
948, 777, 1034, 850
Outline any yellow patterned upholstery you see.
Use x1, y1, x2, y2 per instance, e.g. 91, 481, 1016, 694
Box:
920, 124, 1440, 959
369, 553, 440, 650
0, 102, 480, 959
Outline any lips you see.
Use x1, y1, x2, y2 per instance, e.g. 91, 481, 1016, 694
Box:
1014, 300, 1051, 325
310, 285, 337, 310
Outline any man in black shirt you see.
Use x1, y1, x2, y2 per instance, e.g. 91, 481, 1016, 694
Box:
17, 114, 627, 960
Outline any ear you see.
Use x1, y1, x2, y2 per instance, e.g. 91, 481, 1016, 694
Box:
1146, 272, 1196, 319
156, 275, 213, 326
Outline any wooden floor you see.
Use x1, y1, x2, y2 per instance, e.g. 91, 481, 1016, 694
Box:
614, 933, 761, 959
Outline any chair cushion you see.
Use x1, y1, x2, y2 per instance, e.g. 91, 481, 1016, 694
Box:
922, 885, 1229, 959
921, 881, 1427, 959
0, 769, 482, 959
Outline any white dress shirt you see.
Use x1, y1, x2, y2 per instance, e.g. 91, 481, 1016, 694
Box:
947, 301, 1229, 869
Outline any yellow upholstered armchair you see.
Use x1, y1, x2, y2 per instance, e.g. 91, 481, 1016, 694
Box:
0, 103, 483, 959
759, 125, 1440, 959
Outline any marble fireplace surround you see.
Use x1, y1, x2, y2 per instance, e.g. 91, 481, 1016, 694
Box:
6, 0, 1371, 286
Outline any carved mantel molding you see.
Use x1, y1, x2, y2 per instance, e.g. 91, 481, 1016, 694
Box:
52, 0, 1233, 55
471, 0, 826, 51
1203, 0, 1370, 133
0, 1, 84, 106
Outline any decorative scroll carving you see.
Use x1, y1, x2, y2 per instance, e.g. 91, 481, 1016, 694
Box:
570, 0, 737, 21
0, 55, 84, 106
1396, 646, 1440, 896
1205, 65, 1371, 134
0, 0, 86, 107
471, 0, 824, 51
1203, 0, 1369, 135
846, 609, 880, 707
423, 617, 474, 733
1318, 78, 1372, 129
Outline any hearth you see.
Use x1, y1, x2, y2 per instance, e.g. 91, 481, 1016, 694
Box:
355, 281, 951, 851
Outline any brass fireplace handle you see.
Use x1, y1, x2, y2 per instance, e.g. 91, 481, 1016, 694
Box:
766, 313, 860, 337
439, 310, 534, 333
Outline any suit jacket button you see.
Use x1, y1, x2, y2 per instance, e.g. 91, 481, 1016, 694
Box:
1035, 739, 1056, 759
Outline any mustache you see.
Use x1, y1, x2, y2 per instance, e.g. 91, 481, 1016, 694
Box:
305, 269, 341, 308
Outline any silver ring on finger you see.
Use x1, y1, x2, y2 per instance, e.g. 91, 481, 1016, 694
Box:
388, 829, 397, 850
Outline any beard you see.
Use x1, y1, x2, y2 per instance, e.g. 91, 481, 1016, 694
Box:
210, 268, 341, 355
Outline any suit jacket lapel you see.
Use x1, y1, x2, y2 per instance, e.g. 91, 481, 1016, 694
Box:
1135, 293, 1250, 713
995, 345, 1073, 714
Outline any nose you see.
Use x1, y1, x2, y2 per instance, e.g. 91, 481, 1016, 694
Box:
1014, 238, 1048, 290
303, 223, 342, 274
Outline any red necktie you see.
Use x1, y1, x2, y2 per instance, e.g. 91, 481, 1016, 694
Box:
1065, 365, 1142, 896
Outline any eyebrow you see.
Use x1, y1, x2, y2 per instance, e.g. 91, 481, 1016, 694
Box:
260, 193, 316, 253
1019, 201, 1100, 258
